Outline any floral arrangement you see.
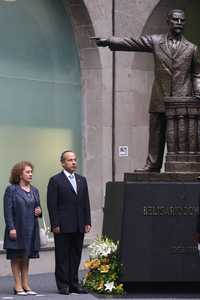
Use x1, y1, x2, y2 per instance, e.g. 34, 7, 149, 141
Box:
83, 236, 124, 294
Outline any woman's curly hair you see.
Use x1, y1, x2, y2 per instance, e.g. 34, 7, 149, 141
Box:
9, 161, 34, 184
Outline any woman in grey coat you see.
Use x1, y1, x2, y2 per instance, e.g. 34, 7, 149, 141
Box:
3, 161, 42, 296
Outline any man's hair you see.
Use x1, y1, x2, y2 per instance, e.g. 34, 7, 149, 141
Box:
167, 9, 185, 20
60, 150, 74, 162
9, 161, 34, 184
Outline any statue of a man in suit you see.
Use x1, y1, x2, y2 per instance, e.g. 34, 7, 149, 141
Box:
95, 9, 200, 172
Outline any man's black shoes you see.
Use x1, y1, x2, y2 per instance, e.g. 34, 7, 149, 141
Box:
69, 284, 87, 294
58, 286, 70, 295
58, 284, 87, 295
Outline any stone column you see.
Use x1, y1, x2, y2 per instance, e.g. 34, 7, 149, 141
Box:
164, 97, 200, 173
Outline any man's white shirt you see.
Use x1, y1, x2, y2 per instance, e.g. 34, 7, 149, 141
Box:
63, 169, 77, 194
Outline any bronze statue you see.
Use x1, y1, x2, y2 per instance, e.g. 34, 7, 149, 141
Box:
94, 9, 200, 172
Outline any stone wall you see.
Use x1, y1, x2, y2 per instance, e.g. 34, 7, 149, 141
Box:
63, 0, 113, 239
114, 0, 159, 179
64, 0, 160, 239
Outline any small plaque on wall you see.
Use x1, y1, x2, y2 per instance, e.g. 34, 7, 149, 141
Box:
119, 146, 128, 157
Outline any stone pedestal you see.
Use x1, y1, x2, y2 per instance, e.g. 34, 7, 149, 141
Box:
103, 179, 200, 283
164, 97, 200, 172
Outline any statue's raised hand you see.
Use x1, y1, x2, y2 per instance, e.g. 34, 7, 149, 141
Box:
90, 37, 109, 47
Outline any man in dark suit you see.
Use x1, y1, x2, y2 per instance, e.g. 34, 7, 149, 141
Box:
95, 9, 200, 172
47, 150, 91, 295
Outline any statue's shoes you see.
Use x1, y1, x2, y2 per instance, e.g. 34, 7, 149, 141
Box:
135, 165, 160, 172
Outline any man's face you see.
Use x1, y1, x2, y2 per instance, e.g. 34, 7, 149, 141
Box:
168, 11, 185, 35
62, 151, 77, 173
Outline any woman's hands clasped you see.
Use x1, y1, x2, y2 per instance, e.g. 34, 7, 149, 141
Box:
9, 229, 17, 240
34, 206, 42, 217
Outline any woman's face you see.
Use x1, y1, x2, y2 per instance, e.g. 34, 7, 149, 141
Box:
20, 165, 33, 184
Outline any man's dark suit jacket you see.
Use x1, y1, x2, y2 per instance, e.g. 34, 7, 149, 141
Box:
109, 34, 200, 112
47, 171, 91, 233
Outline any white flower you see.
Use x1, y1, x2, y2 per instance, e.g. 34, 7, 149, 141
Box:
104, 281, 115, 292
88, 237, 118, 258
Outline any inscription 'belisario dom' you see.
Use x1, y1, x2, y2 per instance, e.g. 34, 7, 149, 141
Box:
143, 206, 199, 216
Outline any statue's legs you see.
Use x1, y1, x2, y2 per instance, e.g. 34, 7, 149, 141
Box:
146, 112, 166, 171
136, 112, 166, 172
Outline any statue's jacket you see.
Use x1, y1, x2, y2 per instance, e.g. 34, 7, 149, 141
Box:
109, 34, 200, 112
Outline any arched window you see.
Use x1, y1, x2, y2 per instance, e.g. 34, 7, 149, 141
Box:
0, 0, 81, 240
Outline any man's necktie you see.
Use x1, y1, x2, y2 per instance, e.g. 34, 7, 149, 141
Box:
69, 174, 77, 194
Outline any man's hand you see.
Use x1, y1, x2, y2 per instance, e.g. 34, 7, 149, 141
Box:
85, 224, 91, 233
9, 229, 17, 240
90, 37, 109, 47
53, 226, 61, 234
35, 206, 42, 217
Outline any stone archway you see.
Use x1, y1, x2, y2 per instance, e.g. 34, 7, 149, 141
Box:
62, 0, 113, 238
0, 0, 86, 241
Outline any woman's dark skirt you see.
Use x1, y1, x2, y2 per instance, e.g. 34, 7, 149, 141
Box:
6, 249, 39, 260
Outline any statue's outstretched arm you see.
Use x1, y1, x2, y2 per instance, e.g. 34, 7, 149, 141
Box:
90, 37, 109, 47
91, 35, 154, 53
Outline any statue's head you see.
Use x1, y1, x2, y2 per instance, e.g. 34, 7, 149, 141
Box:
167, 9, 185, 35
